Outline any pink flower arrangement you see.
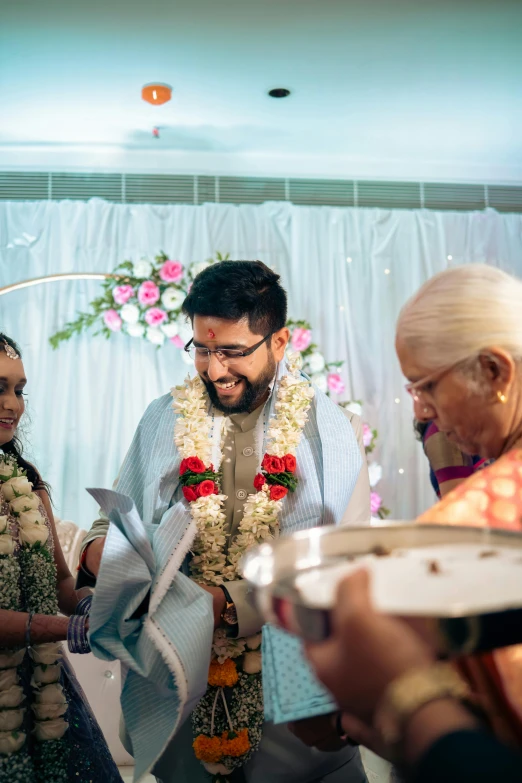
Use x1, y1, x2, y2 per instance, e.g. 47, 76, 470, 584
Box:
291, 327, 312, 352
362, 423, 373, 448
170, 335, 184, 348
327, 373, 345, 395
159, 260, 184, 283
145, 307, 168, 327
370, 492, 382, 515
103, 309, 122, 332
138, 280, 160, 306
112, 284, 134, 305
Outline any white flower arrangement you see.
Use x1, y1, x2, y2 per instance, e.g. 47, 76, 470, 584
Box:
307, 351, 326, 374
9, 494, 40, 514
2, 476, 33, 501
0, 457, 68, 780
132, 259, 153, 279
126, 323, 145, 338
146, 327, 165, 346
161, 287, 185, 311
311, 372, 328, 393
160, 322, 179, 338
120, 303, 140, 324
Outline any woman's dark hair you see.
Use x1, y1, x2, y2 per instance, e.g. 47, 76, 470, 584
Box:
0, 334, 51, 496
182, 260, 287, 336
413, 418, 430, 441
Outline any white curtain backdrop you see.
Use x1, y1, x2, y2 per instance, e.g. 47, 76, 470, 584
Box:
1, 200, 522, 528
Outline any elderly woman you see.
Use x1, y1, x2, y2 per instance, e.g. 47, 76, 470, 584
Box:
302, 265, 522, 777
397, 264, 522, 465
396, 263, 522, 745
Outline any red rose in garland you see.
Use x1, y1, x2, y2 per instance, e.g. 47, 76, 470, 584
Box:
186, 456, 206, 473
284, 454, 297, 473
197, 480, 217, 497
269, 485, 288, 501
262, 454, 284, 474
253, 473, 265, 491
180, 458, 189, 475
182, 486, 198, 502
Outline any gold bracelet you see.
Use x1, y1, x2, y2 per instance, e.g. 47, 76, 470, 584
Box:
373, 662, 470, 751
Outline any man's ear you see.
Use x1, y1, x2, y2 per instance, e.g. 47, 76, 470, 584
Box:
272, 328, 290, 362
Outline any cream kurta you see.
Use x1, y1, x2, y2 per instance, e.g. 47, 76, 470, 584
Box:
221, 406, 370, 637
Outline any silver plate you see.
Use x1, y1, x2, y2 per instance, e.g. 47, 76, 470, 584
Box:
240, 523, 522, 649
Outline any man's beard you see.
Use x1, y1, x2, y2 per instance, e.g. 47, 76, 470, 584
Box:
202, 354, 276, 414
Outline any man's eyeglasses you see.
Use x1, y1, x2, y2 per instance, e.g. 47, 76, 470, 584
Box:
184, 333, 273, 366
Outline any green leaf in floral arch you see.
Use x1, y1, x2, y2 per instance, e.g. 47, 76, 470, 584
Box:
286, 318, 312, 330
326, 360, 344, 369
115, 260, 134, 274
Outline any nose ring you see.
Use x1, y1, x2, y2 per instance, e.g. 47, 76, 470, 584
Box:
423, 407, 429, 414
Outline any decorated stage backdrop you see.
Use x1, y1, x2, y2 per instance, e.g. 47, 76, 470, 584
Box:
1, 199, 522, 526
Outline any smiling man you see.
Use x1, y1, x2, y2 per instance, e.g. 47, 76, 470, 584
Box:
78, 261, 370, 783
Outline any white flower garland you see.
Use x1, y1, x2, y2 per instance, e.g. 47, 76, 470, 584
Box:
0, 456, 68, 782
172, 352, 314, 588
171, 353, 314, 778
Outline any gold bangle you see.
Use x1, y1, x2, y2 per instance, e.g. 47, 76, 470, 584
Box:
374, 662, 470, 751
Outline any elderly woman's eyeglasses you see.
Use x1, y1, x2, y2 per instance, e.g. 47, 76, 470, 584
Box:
405, 360, 465, 402
184, 333, 273, 366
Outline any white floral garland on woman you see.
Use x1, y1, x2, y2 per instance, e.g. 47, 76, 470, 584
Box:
0, 456, 68, 783
172, 352, 314, 779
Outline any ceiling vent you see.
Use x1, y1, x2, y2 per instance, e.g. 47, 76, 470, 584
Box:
0, 172, 521, 212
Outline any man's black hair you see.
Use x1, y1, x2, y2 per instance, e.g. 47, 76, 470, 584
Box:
182, 260, 287, 335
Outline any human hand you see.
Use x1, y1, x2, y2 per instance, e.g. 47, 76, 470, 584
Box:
198, 584, 226, 629
76, 587, 94, 602
288, 713, 350, 752
305, 569, 434, 724
337, 713, 394, 760
84, 537, 105, 577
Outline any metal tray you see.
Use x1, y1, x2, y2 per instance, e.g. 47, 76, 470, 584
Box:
240, 523, 522, 653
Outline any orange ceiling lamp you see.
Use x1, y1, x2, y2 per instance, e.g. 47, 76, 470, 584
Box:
142, 83, 172, 106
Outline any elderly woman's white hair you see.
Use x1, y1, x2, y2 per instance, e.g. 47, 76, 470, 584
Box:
396, 264, 522, 371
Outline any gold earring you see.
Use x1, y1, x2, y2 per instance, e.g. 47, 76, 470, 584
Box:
497, 391, 507, 404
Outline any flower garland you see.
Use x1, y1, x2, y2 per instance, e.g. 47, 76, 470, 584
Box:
49, 252, 230, 351
172, 352, 314, 780
0, 456, 68, 783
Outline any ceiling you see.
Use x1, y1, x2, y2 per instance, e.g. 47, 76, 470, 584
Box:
1, 0, 521, 182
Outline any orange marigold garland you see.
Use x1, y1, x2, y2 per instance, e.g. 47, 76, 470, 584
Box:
221, 729, 250, 757
193, 729, 251, 764
208, 659, 239, 688
191, 667, 263, 778
193, 735, 223, 764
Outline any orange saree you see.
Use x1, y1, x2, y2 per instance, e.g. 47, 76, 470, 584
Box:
417, 448, 522, 745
